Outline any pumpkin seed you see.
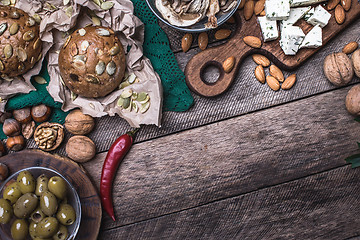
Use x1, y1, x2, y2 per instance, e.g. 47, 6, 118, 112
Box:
86, 74, 100, 84
18, 62, 24, 71
63, 0, 70, 5
124, 101, 132, 112
92, 16, 101, 26
26, 17, 36, 27
23, 30, 35, 41
1, 0, 10, 6
70, 43, 78, 56
80, 40, 89, 52
71, 91, 77, 101
73, 55, 86, 68
73, 54, 86, 62
121, 89, 133, 98
4, 44, 13, 59
9, 11, 19, 19
17, 47, 27, 62
131, 92, 138, 100
34, 76, 46, 84
119, 81, 130, 89
73, 60, 85, 69
37, 53, 42, 62
109, 45, 120, 56
106, 61, 116, 75
117, 97, 130, 109
0, 23, 7, 36
10, 0, 15, 4
0, 60, 4, 71
44, 2, 57, 11
96, 28, 110, 36
128, 73, 136, 83
137, 92, 148, 102
9, 23, 19, 35
1, 74, 12, 81
65, 6, 73, 18
92, 0, 101, 6
95, 60, 105, 75
139, 95, 150, 104
78, 28, 86, 36
132, 102, 139, 113
101, 1, 115, 10
33, 14, 41, 23
140, 102, 150, 113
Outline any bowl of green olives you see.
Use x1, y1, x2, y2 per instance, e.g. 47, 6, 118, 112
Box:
0, 167, 81, 240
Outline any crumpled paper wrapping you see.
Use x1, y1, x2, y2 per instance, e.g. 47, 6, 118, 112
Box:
4, 0, 162, 127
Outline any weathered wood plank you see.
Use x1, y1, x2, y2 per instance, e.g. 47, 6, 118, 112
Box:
100, 165, 360, 240
82, 86, 360, 230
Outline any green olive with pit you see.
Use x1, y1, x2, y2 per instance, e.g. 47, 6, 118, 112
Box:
35, 217, 59, 238
40, 191, 58, 216
30, 207, 46, 223
14, 193, 38, 219
0, 198, 13, 224
48, 176, 67, 200
29, 221, 38, 239
11, 219, 29, 240
56, 203, 76, 226
53, 224, 68, 240
35, 174, 49, 197
3, 182, 22, 204
17, 170, 36, 194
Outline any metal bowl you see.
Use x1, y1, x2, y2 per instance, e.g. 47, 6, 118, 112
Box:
146, 0, 241, 32
0, 167, 81, 240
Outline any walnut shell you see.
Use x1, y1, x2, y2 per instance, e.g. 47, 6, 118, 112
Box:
352, 49, 360, 78
323, 52, 354, 86
66, 136, 96, 163
64, 109, 95, 135
346, 84, 360, 116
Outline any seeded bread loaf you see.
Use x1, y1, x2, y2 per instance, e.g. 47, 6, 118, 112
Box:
0, 6, 42, 78
58, 26, 126, 98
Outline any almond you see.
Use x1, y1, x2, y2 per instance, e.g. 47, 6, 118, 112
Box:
259, 10, 266, 16
215, 29, 232, 40
266, 76, 280, 91
269, 65, 284, 82
281, 74, 296, 90
244, 36, 262, 48
255, 65, 265, 83
223, 56, 235, 73
238, 0, 246, 9
198, 32, 208, 51
181, 33, 193, 52
252, 54, 270, 67
254, 0, 265, 15
341, 0, 351, 11
326, 0, 340, 10
335, 5, 346, 24
244, 1, 255, 21
342, 41, 358, 54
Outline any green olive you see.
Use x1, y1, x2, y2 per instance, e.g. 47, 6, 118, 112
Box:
48, 176, 67, 200
29, 221, 38, 239
0, 198, 13, 224
35, 174, 49, 197
3, 182, 22, 204
14, 193, 39, 219
56, 203, 76, 226
17, 170, 36, 194
30, 207, 46, 223
11, 219, 29, 240
40, 191, 58, 216
35, 217, 59, 238
53, 224, 68, 240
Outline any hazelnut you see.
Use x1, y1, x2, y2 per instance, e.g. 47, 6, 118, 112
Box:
66, 136, 96, 163
13, 107, 32, 124
34, 122, 64, 151
65, 109, 95, 135
0, 141, 6, 157
0, 163, 9, 181
6, 135, 25, 151
31, 104, 51, 123
346, 84, 360, 115
0, 112, 12, 124
323, 52, 354, 86
3, 118, 21, 136
22, 121, 35, 139
352, 49, 360, 78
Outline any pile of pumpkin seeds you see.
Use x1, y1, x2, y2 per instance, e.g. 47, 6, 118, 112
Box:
117, 89, 150, 114
92, 0, 115, 10
119, 73, 140, 89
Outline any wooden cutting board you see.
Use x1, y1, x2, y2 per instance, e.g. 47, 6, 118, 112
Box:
185, 1, 360, 97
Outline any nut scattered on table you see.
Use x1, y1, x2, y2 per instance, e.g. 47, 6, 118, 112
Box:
3, 118, 21, 136
341, 0, 351, 11
34, 122, 64, 151
281, 74, 297, 90
198, 32, 208, 51
223, 56, 235, 73
342, 42, 358, 54
252, 54, 270, 67
254, 0, 265, 15
13, 107, 31, 124
244, 1, 254, 20
6, 135, 25, 151
346, 85, 360, 115
255, 65, 265, 84
214, 29, 231, 40
269, 65, 284, 82
0, 162, 8, 181
31, 104, 51, 123
181, 33, 192, 53
266, 76, 280, 91
323, 52, 354, 86
65, 109, 95, 135
335, 5, 346, 24
352, 49, 360, 78
244, 36, 262, 49
66, 135, 96, 163
22, 121, 35, 139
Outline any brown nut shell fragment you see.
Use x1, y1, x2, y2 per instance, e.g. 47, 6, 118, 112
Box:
323, 52, 354, 86
34, 122, 64, 151
22, 121, 35, 139
66, 136, 96, 163
64, 109, 95, 135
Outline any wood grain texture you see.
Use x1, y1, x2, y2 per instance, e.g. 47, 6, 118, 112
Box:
185, 3, 360, 97
82, 87, 360, 232
0, 150, 102, 240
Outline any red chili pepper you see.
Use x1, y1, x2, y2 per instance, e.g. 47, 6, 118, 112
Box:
100, 128, 138, 221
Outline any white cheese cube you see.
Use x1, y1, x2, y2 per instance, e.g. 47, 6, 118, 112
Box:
300, 25, 322, 49
265, 0, 291, 20
290, 0, 327, 7
306, 5, 331, 28
279, 25, 305, 55
258, 16, 279, 42
282, 7, 311, 25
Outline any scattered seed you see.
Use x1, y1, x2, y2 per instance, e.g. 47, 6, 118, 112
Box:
214, 29, 231, 40
198, 32, 208, 51
128, 73, 136, 83
140, 102, 150, 113
101, 1, 115, 10
139, 95, 150, 104
34, 76, 47, 84
63, 0, 70, 5
33, 14, 41, 23
121, 89, 133, 98
96, 28, 110, 36
1, 0, 10, 6
132, 102, 139, 113
117, 97, 130, 108
181, 33, 193, 52
92, 16, 101, 26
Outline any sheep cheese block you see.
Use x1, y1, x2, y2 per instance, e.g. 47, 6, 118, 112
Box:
306, 5, 331, 27
265, 0, 290, 20
300, 25, 322, 49
279, 25, 305, 55
281, 6, 311, 25
258, 16, 279, 42
289, 0, 327, 7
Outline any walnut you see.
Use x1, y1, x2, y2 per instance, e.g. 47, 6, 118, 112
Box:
323, 52, 354, 86
64, 109, 95, 135
34, 122, 64, 151
346, 85, 360, 116
352, 49, 360, 78
65, 136, 96, 163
